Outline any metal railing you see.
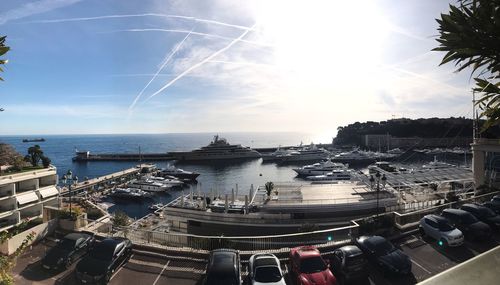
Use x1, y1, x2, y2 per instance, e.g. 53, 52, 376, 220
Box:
85, 219, 358, 252
394, 190, 500, 229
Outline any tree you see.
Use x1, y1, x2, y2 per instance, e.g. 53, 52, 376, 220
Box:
40, 155, 51, 168
433, 0, 500, 131
25, 145, 43, 167
0, 36, 8, 81
0, 144, 25, 173
112, 210, 130, 227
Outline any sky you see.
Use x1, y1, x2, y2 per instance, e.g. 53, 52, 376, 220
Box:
0, 0, 475, 139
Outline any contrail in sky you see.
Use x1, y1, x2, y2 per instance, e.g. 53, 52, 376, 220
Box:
26, 13, 253, 31
145, 24, 257, 102
112, 28, 273, 47
129, 27, 195, 110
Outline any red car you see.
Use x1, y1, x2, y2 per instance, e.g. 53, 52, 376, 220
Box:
289, 246, 337, 285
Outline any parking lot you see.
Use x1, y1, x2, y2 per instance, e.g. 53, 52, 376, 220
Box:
12, 230, 500, 285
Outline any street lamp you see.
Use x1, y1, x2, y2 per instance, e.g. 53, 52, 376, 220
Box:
61, 170, 78, 216
369, 172, 387, 216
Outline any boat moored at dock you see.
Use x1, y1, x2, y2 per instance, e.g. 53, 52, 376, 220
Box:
158, 166, 200, 180
306, 169, 352, 181
293, 159, 348, 176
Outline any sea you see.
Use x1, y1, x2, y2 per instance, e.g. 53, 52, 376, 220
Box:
0, 132, 328, 219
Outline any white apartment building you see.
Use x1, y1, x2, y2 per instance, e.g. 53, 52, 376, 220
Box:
0, 166, 59, 231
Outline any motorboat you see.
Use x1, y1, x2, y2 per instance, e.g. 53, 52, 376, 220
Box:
306, 169, 352, 181
159, 166, 200, 180
145, 176, 184, 187
368, 161, 397, 174
278, 143, 330, 163
293, 160, 348, 176
332, 149, 376, 164
128, 180, 170, 192
110, 188, 151, 199
168, 135, 261, 161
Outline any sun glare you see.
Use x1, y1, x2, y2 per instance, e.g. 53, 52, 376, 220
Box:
255, 0, 389, 83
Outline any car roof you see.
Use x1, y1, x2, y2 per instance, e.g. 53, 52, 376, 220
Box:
424, 214, 449, 224
462, 203, 481, 209
64, 233, 90, 241
442, 208, 470, 216
209, 250, 238, 274
100, 237, 126, 248
292, 246, 321, 258
338, 245, 363, 256
357, 235, 387, 246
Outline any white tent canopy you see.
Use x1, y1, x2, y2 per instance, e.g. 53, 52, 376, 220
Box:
38, 186, 59, 199
17, 191, 39, 205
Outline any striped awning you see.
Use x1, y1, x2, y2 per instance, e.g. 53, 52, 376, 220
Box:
17, 191, 39, 205
39, 186, 59, 199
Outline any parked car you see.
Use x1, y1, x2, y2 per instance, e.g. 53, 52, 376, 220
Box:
461, 203, 500, 230
491, 195, 500, 206
441, 208, 492, 240
355, 235, 412, 275
289, 245, 337, 285
248, 253, 286, 285
482, 201, 500, 215
204, 249, 241, 285
419, 214, 464, 247
41, 233, 94, 270
75, 237, 132, 284
328, 245, 368, 283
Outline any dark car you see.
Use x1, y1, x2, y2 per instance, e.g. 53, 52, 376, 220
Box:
75, 237, 132, 284
441, 208, 492, 240
355, 236, 412, 275
482, 201, 500, 215
328, 245, 368, 283
41, 233, 94, 270
204, 249, 241, 285
461, 203, 500, 230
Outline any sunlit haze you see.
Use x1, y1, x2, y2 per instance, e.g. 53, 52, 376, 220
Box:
0, 0, 473, 138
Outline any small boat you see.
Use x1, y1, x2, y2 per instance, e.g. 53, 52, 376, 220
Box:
422, 156, 456, 170
149, 203, 164, 211
22, 138, 45, 143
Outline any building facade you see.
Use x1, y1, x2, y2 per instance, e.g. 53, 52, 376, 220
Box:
364, 134, 472, 150
0, 166, 59, 231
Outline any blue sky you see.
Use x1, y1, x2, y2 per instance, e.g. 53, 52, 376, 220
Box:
0, 0, 474, 139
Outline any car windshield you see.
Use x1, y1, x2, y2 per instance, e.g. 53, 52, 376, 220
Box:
300, 257, 327, 273
59, 239, 76, 250
206, 273, 238, 285
254, 266, 282, 283
374, 240, 395, 255
438, 221, 454, 231
90, 243, 114, 260
346, 254, 365, 267
480, 207, 496, 218
462, 213, 478, 224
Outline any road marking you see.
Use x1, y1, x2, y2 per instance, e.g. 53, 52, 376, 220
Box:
152, 260, 170, 285
411, 258, 432, 274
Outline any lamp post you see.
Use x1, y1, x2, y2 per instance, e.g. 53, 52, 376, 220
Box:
61, 170, 78, 216
369, 172, 387, 216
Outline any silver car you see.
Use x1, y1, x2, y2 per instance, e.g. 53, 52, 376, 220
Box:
419, 214, 464, 247
248, 253, 286, 285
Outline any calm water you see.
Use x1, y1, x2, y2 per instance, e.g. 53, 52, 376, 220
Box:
0, 132, 320, 218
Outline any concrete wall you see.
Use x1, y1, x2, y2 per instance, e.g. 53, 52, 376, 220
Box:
0, 219, 57, 255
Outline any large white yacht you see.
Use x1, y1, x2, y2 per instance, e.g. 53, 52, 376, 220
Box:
261, 147, 290, 162
146, 176, 184, 187
306, 169, 352, 181
332, 149, 376, 164
293, 160, 348, 176
169, 135, 261, 161
278, 144, 330, 163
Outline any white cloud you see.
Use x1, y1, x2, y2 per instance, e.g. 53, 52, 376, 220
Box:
0, 0, 82, 25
